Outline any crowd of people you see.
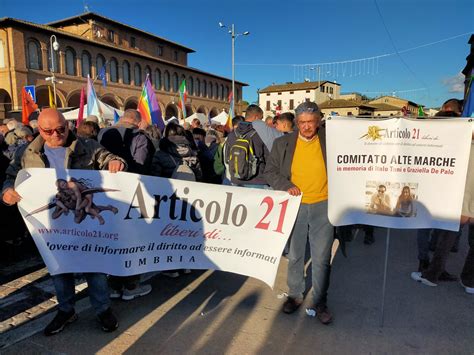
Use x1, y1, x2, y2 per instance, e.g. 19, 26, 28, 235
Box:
0, 98, 472, 337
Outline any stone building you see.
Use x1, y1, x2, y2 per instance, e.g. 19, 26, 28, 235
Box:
258, 81, 340, 116
0, 12, 247, 120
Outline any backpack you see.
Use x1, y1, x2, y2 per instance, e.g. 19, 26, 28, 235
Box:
227, 130, 258, 180
170, 155, 197, 181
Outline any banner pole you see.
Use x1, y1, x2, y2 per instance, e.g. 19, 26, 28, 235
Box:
380, 227, 390, 328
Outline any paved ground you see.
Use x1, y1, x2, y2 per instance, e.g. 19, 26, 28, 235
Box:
0, 227, 473, 354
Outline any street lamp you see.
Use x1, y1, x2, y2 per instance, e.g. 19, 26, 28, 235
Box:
219, 22, 249, 107
48, 35, 60, 106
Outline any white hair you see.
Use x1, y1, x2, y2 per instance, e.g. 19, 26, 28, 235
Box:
6, 120, 20, 131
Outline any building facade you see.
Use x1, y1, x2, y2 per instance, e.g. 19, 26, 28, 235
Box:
258, 81, 340, 116
0, 13, 247, 120
368, 96, 421, 116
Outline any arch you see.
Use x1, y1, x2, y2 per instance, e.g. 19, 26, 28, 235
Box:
209, 107, 219, 118
0, 89, 12, 118
124, 96, 138, 110
165, 103, 178, 120
109, 57, 118, 82
208, 82, 213, 99
123, 60, 131, 84
164, 70, 170, 91
134, 63, 142, 86
65, 47, 77, 76
219, 84, 224, 100
224, 86, 229, 100
26, 38, 42, 70
81, 50, 92, 78
185, 104, 194, 116
66, 90, 82, 107
100, 94, 119, 109
214, 83, 218, 99
35, 85, 65, 109
172, 72, 179, 92
154, 69, 162, 90
196, 105, 207, 115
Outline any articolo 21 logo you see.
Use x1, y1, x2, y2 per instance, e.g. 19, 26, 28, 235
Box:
360, 125, 421, 141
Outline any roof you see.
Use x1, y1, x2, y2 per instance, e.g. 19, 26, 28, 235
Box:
0, 17, 247, 86
368, 95, 420, 107
319, 99, 376, 109
259, 81, 340, 93
46, 12, 195, 53
369, 103, 403, 111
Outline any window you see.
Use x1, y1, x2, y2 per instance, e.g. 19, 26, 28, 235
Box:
164, 71, 170, 91
277, 100, 282, 108
174, 50, 178, 61
188, 76, 194, 95
290, 91, 294, 94
48, 43, 59, 72
196, 78, 201, 96
108, 30, 115, 42
154, 69, 162, 89
158, 45, 164, 56
130, 36, 136, 48
110, 58, 118, 82
65, 48, 76, 75
330, 87, 333, 94
208, 82, 212, 98
122, 61, 130, 84
225, 86, 229, 100
289, 99, 294, 110
237, 89, 241, 102
202, 80, 206, 97
220, 84, 224, 100
214, 83, 218, 99
347, 112, 353, 116
266, 101, 270, 110
172, 72, 179, 92
145, 66, 151, 82
320, 85, 324, 92
134, 63, 142, 86
266, 93, 270, 96
81, 51, 91, 78
306, 90, 310, 93
278, 92, 282, 95
27, 39, 42, 70
305, 98, 310, 102
96, 54, 105, 75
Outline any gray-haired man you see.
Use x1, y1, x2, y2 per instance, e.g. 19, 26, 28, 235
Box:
264, 101, 334, 324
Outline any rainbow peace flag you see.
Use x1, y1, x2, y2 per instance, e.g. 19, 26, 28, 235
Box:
138, 75, 165, 131
178, 79, 187, 119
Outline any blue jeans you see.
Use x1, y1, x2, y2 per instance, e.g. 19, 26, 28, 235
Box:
52, 273, 110, 315
287, 200, 333, 306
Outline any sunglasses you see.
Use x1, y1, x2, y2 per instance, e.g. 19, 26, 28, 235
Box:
39, 125, 67, 135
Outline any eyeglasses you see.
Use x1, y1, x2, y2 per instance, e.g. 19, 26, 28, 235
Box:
39, 125, 67, 135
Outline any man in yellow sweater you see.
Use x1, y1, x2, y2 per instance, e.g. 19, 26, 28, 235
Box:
264, 102, 334, 325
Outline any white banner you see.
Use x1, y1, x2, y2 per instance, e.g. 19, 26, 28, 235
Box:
326, 117, 472, 231
16, 169, 301, 288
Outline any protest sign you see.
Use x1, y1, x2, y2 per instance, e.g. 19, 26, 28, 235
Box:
16, 169, 301, 288
326, 117, 472, 231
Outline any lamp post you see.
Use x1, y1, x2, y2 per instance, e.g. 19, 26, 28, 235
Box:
49, 35, 60, 106
219, 22, 249, 107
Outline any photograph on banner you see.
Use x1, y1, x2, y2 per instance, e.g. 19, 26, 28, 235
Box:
326, 117, 472, 231
15, 168, 301, 288
365, 181, 418, 217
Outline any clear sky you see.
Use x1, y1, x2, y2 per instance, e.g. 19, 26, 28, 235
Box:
2, 0, 473, 108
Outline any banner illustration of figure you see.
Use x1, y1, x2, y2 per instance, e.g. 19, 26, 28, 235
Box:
26, 177, 119, 225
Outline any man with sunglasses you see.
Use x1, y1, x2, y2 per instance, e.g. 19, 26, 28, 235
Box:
2, 108, 126, 336
264, 101, 334, 325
